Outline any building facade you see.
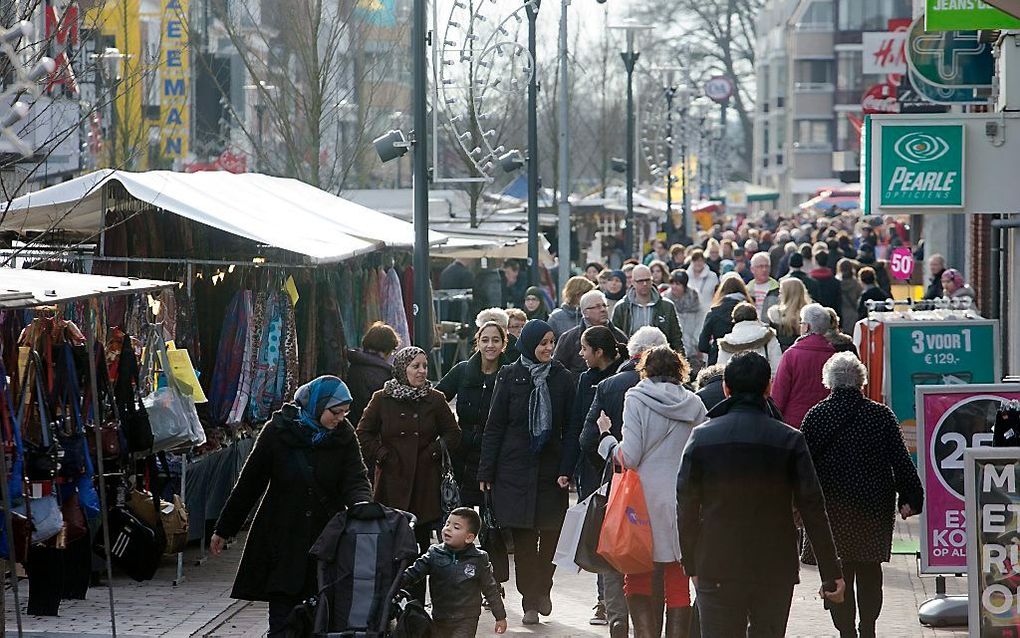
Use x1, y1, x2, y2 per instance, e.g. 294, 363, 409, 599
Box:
752, 0, 912, 211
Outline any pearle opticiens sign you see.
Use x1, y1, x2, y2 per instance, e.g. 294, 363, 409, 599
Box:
879, 124, 964, 207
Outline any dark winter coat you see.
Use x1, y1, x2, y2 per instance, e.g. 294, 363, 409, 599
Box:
809, 267, 841, 312
611, 288, 685, 353
477, 359, 576, 529
694, 371, 725, 413
801, 388, 923, 563
356, 388, 461, 525
924, 269, 945, 300
552, 320, 628, 378
677, 395, 842, 586
436, 351, 510, 506
698, 295, 742, 365
401, 543, 507, 621
771, 333, 836, 428
547, 304, 584, 339
580, 358, 640, 469
346, 349, 393, 426
564, 359, 624, 496
783, 270, 820, 302
214, 406, 373, 601
857, 286, 891, 320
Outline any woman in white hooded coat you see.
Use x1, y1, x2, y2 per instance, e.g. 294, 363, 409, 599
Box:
597, 345, 707, 638
715, 302, 783, 377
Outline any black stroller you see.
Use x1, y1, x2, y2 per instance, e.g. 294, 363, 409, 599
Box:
290, 502, 427, 637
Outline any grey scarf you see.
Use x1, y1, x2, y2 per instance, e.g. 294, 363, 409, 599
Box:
519, 355, 553, 453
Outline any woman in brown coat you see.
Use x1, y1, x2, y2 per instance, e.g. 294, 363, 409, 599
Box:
356, 346, 461, 600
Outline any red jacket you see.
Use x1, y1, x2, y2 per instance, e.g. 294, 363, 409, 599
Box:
771, 334, 836, 428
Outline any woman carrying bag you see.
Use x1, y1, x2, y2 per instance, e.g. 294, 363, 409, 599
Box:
596, 346, 707, 638
210, 376, 372, 638
478, 319, 576, 626
356, 346, 461, 601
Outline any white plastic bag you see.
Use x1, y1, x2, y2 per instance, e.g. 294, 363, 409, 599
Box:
553, 492, 597, 572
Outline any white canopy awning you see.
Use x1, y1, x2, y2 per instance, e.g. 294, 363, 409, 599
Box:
0, 170, 446, 264
0, 268, 178, 309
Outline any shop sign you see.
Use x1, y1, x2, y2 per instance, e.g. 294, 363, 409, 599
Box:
908, 68, 986, 106
160, 0, 190, 160
965, 448, 1020, 633
907, 16, 994, 90
889, 247, 914, 280
915, 382, 1014, 574
862, 83, 900, 115
926, 0, 1020, 31
862, 31, 907, 75
887, 321, 997, 455
879, 124, 964, 207
897, 74, 951, 113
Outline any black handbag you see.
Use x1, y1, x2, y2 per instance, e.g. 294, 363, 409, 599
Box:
438, 439, 460, 519
575, 457, 615, 574
479, 490, 509, 583
115, 335, 154, 453
95, 454, 169, 581
19, 352, 57, 482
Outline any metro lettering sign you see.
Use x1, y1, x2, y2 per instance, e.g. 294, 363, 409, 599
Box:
879, 124, 964, 208
160, 0, 189, 160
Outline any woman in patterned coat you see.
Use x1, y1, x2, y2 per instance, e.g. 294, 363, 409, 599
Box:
800, 352, 923, 638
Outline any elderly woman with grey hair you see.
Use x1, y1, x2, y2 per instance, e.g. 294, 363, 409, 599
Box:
801, 353, 923, 638
771, 303, 840, 428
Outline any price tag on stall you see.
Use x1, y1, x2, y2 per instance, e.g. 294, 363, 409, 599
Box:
890, 247, 914, 280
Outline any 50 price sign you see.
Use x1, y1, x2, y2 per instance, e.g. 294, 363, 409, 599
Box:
890, 247, 914, 280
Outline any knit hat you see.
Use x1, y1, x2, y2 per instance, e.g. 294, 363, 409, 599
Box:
517, 319, 553, 361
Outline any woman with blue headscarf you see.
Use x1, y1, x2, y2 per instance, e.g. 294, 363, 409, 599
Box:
210, 376, 372, 638
478, 319, 576, 626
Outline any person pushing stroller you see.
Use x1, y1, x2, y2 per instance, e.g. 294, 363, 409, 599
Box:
400, 507, 508, 637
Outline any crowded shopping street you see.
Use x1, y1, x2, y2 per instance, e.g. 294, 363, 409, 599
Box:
2, 0, 1020, 637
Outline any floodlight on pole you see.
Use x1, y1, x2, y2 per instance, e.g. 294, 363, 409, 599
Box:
608, 18, 653, 259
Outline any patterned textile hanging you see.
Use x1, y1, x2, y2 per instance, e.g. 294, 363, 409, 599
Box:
208, 290, 251, 424
382, 267, 411, 350
316, 274, 349, 378
226, 291, 255, 424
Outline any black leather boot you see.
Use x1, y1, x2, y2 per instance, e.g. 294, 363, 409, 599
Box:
627, 596, 658, 638
665, 606, 694, 638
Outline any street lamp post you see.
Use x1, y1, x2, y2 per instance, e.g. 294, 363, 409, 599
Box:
412, 0, 432, 350
527, 0, 541, 286
609, 20, 652, 260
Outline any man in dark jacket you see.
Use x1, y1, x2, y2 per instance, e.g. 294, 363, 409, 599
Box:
923, 253, 946, 300
808, 251, 841, 312
579, 326, 669, 638
781, 252, 819, 301
553, 290, 628, 378
677, 352, 844, 636
610, 265, 684, 353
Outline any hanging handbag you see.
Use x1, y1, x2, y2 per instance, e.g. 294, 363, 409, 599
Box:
438, 439, 460, 519
0, 510, 31, 564
86, 347, 124, 461
575, 458, 615, 574
97, 454, 169, 580
115, 332, 154, 453
14, 494, 63, 544
60, 491, 88, 542
19, 352, 58, 481
479, 489, 509, 583
553, 492, 592, 572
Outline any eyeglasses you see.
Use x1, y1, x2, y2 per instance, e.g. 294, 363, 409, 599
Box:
584, 303, 608, 310
327, 405, 350, 416
634, 278, 652, 284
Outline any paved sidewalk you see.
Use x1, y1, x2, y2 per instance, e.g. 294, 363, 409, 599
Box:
6, 519, 969, 637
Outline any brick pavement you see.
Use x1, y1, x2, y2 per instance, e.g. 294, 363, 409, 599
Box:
5, 520, 970, 636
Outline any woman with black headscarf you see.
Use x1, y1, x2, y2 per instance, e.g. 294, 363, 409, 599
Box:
601, 270, 628, 315
478, 319, 576, 626
357, 347, 461, 559
211, 376, 372, 638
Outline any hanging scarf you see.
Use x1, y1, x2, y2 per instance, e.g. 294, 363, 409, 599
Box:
517, 319, 554, 453
294, 375, 353, 445
383, 346, 432, 402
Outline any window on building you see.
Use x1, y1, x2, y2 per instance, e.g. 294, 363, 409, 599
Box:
836, 50, 863, 92
800, 0, 834, 28
836, 114, 862, 152
795, 120, 833, 148
838, 0, 912, 31
795, 60, 832, 85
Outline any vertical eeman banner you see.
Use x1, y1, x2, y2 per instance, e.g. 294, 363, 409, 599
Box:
160, 0, 189, 160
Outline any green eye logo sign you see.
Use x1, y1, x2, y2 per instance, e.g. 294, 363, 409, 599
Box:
880, 124, 964, 207
894, 132, 950, 164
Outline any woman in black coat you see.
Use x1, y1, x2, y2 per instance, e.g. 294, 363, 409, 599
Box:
211, 376, 372, 638
345, 321, 399, 426
478, 319, 576, 625
698, 273, 753, 365
801, 353, 923, 638
436, 320, 511, 506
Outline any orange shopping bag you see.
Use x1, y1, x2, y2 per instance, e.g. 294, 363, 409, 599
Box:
596, 454, 654, 574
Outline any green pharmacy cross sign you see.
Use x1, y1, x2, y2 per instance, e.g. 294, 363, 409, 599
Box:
925, 0, 1020, 31
880, 124, 965, 208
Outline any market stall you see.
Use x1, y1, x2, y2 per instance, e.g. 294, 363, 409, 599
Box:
1, 269, 179, 638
